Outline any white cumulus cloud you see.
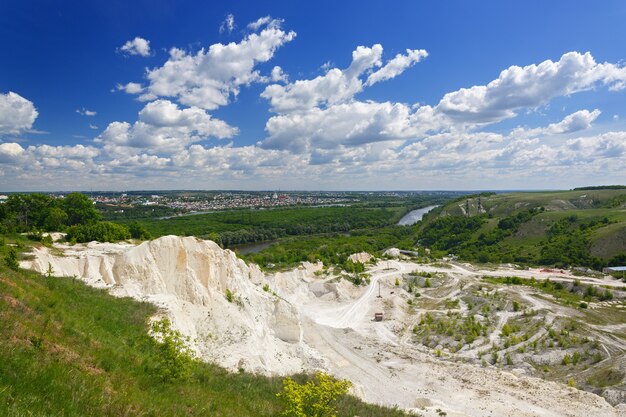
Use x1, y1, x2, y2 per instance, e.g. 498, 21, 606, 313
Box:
0, 142, 25, 163
97, 100, 238, 154
115, 82, 145, 94
131, 19, 295, 110
120, 37, 151, 57
435, 51, 626, 124
0, 92, 38, 136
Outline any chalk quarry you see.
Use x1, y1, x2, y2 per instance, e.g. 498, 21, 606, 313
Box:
23, 236, 626, 417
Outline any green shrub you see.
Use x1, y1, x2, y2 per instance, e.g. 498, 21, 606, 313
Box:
150, 318, 194, 382
277, 372, 351, 417
225, 288, 234, 303
4, 247, 19, 270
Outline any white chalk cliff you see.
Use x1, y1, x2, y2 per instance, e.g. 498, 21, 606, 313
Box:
24, 235, 323, 374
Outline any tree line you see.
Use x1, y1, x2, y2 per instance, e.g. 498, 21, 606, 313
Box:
0, 193, 150, 242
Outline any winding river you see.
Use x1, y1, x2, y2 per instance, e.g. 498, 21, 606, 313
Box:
397, 205, 439, 226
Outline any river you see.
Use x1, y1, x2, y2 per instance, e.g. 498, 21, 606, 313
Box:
229, 240, 277, 255
397, 205, 439, 226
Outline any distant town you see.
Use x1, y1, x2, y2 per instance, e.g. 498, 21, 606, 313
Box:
92, 191, 356, 213
0, 190, 462, 217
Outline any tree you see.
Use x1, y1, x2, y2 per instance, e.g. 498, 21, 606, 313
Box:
277, 372, 352, 417
150, 318, 195, 382
43, 207, 68, 231
4, 247, 19, 271
128, 222, 152, 240
62, 193, 100, 226
65, 222, 130, 243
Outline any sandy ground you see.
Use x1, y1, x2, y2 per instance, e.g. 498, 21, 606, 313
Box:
21, 238, 626, 416
274, 259, 624, 416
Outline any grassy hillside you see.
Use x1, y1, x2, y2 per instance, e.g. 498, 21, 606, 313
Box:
0, 238, 407, 417
418, 189, 626, 269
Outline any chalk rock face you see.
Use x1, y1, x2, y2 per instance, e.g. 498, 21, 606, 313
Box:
24, 236, 321, 375
348, 252, 373, 264
383, 248, 401, 258
272, 300, 301, 343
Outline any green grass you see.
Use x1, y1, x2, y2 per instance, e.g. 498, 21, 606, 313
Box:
0, 254, 408, 416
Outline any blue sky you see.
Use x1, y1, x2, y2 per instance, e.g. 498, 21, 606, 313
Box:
1, 0, 625, 191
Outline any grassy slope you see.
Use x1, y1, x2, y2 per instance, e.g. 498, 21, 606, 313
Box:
0, 247, 407, 417
423, 189, 626, 262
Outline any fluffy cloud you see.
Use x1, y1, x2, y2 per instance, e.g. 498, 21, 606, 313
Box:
259, 44, 436, 151
247, 16, 272, 31
0, 92, 38, 136
270, 66, 288, 83
28, 144, 100, 161
262, 101, 442, 152
511, 109, 601, 138
261, 45, 382, 112
0, 143, 101, 173
115, 82, 144, 94
565, 131, 626, 159
120, 37, 151, 57
547, 109, 601, 134
97, 100, 238, 153
4, 38, 626, 190
261, 50, 626, 154
435, 52, 626, 124
262, 45, 426, 113
0, 142, 25, 163
134, 18, 295, 109
366, 49, 428, 86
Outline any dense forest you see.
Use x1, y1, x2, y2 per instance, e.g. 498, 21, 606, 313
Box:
116, 205, 409, 247
244, 226, 416, 269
